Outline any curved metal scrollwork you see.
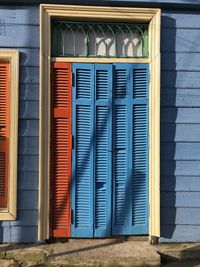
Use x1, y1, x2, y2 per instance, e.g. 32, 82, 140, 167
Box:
52, 21, 148, 58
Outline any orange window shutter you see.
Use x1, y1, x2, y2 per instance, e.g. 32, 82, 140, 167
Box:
0, 62, 9, 208
50, 62, 72, 238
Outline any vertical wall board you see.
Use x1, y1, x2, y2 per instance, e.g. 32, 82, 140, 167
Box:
0, 5, 40, 243
160, 10, 200, 242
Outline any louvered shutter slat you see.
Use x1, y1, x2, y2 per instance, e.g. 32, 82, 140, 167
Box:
94, 65, 112, 237
51, 62, 72, 237
132, 66, 149, 234
0, 63, 9, 208
72, 64, 94, 237
112, 64, 149, 235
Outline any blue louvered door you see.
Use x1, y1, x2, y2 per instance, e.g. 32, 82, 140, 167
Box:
94, 65, 112, 237
112, 63, 149, 235
72, 63, 149, 237
72, 64, 95, 237
72, 64, 112, 237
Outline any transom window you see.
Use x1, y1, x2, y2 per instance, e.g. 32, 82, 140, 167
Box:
51, 21, 148, 58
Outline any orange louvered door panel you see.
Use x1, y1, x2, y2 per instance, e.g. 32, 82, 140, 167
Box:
51, 62, 72, 237
0, 62, 9, 208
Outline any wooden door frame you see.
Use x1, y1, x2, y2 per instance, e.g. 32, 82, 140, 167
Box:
39, 4, 161, 241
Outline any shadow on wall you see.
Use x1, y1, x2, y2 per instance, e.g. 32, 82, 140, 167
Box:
160, 15, 177, 240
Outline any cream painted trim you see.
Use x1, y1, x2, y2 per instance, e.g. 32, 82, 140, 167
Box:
0, 50, 19, 220
51, 57, 149, 63
39, 4, 160, 240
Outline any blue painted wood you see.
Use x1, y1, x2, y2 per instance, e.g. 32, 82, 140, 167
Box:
0, 25, 39, 48
161, 192, 200, 208
161, 143, 200, 160
162, 12, 200, 29
18, 137, 38, 155
161, 208, 200, 225
0, 6, 39, 25
162, 53, 200, 71
0, 5, 40, 243
20, 67, 39, 84
2, 0, 200, 7
160, 225, 200, 243
94, 64, 112, 237
10, 226, 38, 243
161, 161, 200, 176
18, 171, 38, 190
17, 190, 38, 210
20, 84, 39, 101
72, 63, 95, 238
19, 101, 39, 119
161, 89, 200, 107
162, 71, 200, 88
161, 29, 200, 53
161, 124, 200, 142
112, 64, 149, 235
18, 155, 38, 172
161, 108, 200, 123
10, 210, 38, 226
2, 227, 11, 243
19, 120, 39, 137
161, 176, 200, 192
19, 48, 39, 67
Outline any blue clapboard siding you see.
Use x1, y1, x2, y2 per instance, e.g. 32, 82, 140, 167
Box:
161, 177, 200, 192
0, 5, 39, 243
161, 9, 200, 242
161, 89, 200, 107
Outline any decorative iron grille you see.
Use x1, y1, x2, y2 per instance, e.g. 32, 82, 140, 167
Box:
51, 21, 148, 58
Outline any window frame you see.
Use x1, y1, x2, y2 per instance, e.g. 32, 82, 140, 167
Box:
0, 50, 19, 220
39, 5, 161, 240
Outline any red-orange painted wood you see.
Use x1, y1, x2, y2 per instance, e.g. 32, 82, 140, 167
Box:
0, 62, 9, 208
50, 62, 72, 238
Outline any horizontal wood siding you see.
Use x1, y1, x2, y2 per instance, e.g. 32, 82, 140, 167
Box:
0, 6, 39, 243
161, 10, 200, 242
